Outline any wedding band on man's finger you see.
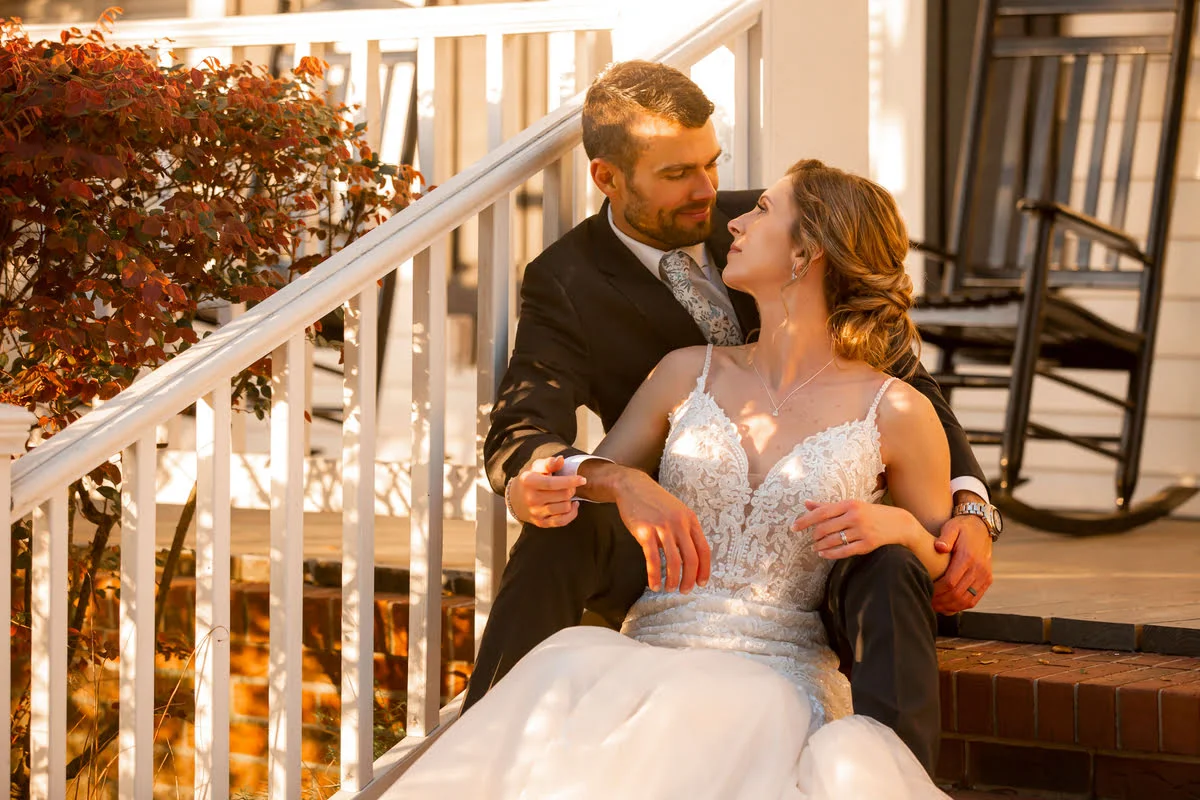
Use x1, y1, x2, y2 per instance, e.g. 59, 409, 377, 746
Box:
966, 587, 978, 597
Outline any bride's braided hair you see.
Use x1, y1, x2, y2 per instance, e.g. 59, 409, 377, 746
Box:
785, 159, 919, 377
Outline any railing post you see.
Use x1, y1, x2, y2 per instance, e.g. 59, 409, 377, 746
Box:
0, 406, 33, 792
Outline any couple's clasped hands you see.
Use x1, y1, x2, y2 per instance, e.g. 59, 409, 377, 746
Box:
509, 456, 992, 611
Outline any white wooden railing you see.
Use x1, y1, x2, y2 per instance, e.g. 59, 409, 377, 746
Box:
4, 0, 766, 797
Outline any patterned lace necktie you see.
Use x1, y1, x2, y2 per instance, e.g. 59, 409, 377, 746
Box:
658, 250, 743, 346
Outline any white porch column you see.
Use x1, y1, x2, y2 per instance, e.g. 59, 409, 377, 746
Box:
869, 0, 927, 293
761, 0, 870, 178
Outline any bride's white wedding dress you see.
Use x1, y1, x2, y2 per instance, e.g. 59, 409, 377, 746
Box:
389, 346, 948, 799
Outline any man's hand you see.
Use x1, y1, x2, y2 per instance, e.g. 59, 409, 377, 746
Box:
932, 510, 993, 613
507, 455, 586, 528
611, 470, 710, 594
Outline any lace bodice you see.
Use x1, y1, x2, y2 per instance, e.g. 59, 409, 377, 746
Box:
622, 345, 894, 729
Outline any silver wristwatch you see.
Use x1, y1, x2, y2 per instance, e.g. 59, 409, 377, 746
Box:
952, 501, 1003, 542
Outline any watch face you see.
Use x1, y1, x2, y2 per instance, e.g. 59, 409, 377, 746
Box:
988, 506, 1003, 534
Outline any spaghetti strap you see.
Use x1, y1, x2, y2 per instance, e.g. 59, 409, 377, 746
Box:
696, 344, 715, 392
866, 377, 897, 421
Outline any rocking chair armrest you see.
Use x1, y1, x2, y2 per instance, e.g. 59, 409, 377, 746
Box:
909, 240, 956, 263
1016, 200, 1148, 264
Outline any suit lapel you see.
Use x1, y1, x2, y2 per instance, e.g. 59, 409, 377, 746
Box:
591, 204, 708, 350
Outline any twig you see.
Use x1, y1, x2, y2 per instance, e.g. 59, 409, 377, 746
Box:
153, 480, 197, 633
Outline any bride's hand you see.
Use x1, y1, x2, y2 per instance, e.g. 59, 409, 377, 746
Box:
612, 470, 711, 594
794, 500, 924, 559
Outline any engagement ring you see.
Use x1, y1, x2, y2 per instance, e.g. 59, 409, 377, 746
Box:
838, 531, 849, 546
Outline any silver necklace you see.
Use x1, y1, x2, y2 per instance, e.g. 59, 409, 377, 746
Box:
750, 350, 837, 417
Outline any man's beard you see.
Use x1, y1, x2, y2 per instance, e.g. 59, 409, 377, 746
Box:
622, 188, 714, 250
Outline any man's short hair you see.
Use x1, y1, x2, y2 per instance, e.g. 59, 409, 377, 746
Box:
582, 60, 715, 173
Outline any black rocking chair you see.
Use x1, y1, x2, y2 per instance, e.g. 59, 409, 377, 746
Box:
912, 0, 1198, 533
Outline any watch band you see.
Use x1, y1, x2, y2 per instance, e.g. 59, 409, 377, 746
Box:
953, 501, 1000, 541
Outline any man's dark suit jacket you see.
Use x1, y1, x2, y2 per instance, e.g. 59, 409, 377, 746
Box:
484, 190, 985, 495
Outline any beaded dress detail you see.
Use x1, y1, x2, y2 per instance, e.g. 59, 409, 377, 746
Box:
623, 345, 894, 731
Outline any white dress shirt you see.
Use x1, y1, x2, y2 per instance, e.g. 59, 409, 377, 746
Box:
558, 210, 989, 503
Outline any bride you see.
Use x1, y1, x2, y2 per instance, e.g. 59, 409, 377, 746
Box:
389, 160, 951, 799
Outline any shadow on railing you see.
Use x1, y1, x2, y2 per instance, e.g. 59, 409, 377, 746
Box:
4, 0, 765, 797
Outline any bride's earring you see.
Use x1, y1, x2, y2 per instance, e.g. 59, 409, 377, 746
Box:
791, 260, 810, 281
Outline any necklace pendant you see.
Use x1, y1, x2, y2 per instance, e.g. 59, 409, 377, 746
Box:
771, 409, 779, 417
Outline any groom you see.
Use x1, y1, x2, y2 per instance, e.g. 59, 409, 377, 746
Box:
466, 60, 998, 772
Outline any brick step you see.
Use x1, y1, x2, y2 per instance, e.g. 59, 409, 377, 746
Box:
936, 637, 1200, 799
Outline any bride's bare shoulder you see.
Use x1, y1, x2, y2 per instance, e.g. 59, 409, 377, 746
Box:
643, 346, 711, 398
874, 378, 942, 437
652, 345, 710, 378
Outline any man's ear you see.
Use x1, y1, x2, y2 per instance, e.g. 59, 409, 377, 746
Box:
590, 158, 622, 200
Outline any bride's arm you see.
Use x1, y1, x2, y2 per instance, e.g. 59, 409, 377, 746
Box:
574, 346, 713, 593
796, 380, 953, 578
578, 345, 704, 479
874, 381, 953, 577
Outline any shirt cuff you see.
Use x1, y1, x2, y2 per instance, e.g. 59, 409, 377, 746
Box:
558, 453, 613, 477
559, 454, 614, 504
950, 476, 990, 504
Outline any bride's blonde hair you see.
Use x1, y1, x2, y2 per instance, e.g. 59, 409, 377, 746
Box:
785, 159, 919, 377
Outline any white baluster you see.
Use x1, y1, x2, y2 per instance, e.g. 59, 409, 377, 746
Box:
573, 30, 602, 217
0, 406, 34, 790
30, 492, 67, 800
417, 37, 437, 189
475, 34, 512, 654
475, 238, 511, 655
119, 437, 156, 799
195, 388, 231, 800
409, 239, 448, 736
408, 31, 448, 738
341, 288, 377, 790
543, 31, 577, 245
186, 0, 232, 67
269, 334, 306, 798
349, 39, 384, 155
